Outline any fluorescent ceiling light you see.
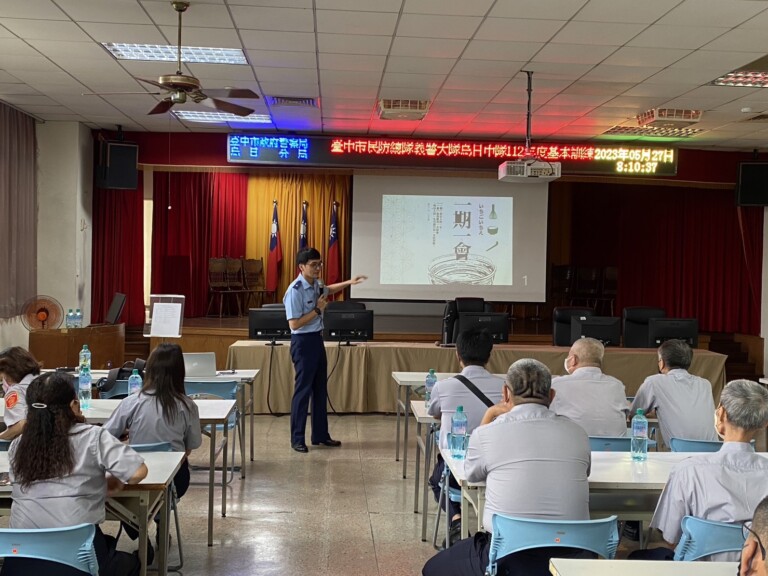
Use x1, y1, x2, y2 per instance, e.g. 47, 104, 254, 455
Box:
602, 126, 703, 138
174, 110, 272, 123
712, 71, 768, 88
102, 43, 247, 65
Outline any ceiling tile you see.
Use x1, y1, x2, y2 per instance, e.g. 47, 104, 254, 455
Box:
475, 18, 565, 43
627, 24, 728, 49
601, 95, 666, 109
321, 97, 373, 111
27, 39, 110, 60
322, 119, 371, 132
603, 46, 691, 68
574, 0, 682, 24
396, 14, 482, 40
580, 64, 659, 83
546, 93, 613, 107
158, 26, 241, 48
443, 74, 509, 92
142, 2, 234, 27
490, 0, 587, 19
0, 83, 37, 95
0, 0, 68, 20
670, 50, 765, 73
461, 40, 543, 62
320, 69, 382, 86
430, 100, 486, 113
524, 62, 595, 79
319, 53, 385, 72
644, 67, 721, 85
622, 83, 697, 98
0, 71, 23, 83
0, 55, 61, 71
6, 69, 75, 85
0, 93, 60, 106
247, 49, 317, 69
0, 19, 91, 41
320, 84, 377, 99
658, 0, 766, 28
80, 23, 167, 44
185, 63, 256, 81
260, 82, 319, 97
452, 59, 525, 78
436, 88, 498, 102
322, 108, 371, 120
229, 6, 314, 32
253, 67, 317, 83
317, 0, 402, 11
702, 29, 768, 53
406, 0, 496, 16
318, 34, 392, 55
316, 10, 398, 36
551, 21, 647, 46
0, 38, 43, 57
239, 30, 316, 51
390, 37, 468, 59
55, 0, 154, 24
386, 56, 456, 75
563, 81, 635, 96
533, 43, 618, 65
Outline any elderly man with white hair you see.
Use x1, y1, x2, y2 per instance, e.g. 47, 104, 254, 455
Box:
633, 379, 768, 561
550, 337, 628, 437
422, 359, 592, 576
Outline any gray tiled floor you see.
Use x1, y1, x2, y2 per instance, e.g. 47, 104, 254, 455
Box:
153, 414, 438, 575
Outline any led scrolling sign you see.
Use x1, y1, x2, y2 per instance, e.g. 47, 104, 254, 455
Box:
227, 134, 677, 176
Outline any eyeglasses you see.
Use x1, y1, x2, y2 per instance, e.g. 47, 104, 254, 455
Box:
304, 261, 323, 269
743, 521, 767, 562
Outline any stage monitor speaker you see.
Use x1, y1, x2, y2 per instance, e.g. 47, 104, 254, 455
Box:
96, 141, 138, 190
737, 162, 768, 206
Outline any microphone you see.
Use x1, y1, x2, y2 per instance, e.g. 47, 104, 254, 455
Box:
318, 280, 329, 298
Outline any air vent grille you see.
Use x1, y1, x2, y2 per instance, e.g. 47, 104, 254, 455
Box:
266, 96, 317, 107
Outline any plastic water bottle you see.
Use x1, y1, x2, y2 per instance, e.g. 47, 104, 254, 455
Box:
78, 345, 92, 410
631, 409, 648, 461
65, 309, 74, 328
127, 369, 142, 396
74, 308, 83, 328
451, 405, 468, 460
424, 369, 437, 405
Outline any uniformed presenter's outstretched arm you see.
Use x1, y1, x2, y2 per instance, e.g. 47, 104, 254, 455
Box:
326, 275, 368, 295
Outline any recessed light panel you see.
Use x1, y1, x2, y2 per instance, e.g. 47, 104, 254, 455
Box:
603, 126, 703, 137
174, 110, 272, 123
102, 43, 248, 65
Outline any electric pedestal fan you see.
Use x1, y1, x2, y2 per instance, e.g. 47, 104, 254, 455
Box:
20, 296, 64, 330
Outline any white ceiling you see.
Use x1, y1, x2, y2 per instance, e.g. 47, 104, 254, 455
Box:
4, 0, 768, 149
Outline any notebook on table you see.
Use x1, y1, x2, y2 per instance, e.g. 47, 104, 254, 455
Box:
183, 352, 218, 381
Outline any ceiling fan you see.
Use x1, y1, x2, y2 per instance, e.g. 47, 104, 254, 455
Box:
87, 1, 260, 117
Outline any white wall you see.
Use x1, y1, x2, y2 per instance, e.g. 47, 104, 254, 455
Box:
0, 318, 29, 350
36, 122, 93, 324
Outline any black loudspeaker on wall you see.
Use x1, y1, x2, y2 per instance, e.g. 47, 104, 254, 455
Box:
737, 162, 768, 206
96, 141, 139, 190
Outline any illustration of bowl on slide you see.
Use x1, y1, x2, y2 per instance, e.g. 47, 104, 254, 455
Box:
428, 253, 497, 285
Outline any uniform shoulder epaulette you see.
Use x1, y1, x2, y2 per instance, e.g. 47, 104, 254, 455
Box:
293, 281, 302, 289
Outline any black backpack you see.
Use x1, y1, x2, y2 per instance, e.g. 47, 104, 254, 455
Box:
96, 358, 146, 394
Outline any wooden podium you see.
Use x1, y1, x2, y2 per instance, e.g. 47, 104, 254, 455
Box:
29, 324, 125, 370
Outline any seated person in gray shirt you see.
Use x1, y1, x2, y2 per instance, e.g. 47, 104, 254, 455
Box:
422, 359, 591, 576
550, 337, 628, 437
427, 328, 504, 545
630, 339, 717, 445
2, 373, 147, 576
632, 379, 768, 561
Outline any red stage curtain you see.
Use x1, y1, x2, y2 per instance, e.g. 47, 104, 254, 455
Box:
151, 171, 248, 317
91, 182, 145, 326
210, 172, 248, 258
570, 184, 763, 334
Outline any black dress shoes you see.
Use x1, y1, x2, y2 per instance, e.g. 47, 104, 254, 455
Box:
312, 438, 342, 447
291, 442, 309, 453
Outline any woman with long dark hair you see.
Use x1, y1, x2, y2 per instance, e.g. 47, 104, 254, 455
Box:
104, 343, 201, 501
0, 346, 41, 440
2, 372, 147, 576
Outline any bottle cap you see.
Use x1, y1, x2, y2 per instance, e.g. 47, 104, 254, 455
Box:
456, 405, 464, 412
429, 368, 435, 375
131, 369, 139, 375
83, 345, 89, 350
636, 409, 644, 415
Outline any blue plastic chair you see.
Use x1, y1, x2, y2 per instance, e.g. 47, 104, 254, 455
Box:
673, 516, 744, 561
589, 436, 657, 451
0, 440, 11, 452
0, 523, 98, 575
98, 379, 129, 399
431, 448, 463, 550
185, 380, 242, 483
130, 442, 184, 570
668, 438, 754, 452
485, 514, 619, 576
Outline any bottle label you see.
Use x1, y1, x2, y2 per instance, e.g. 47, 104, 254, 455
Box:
632, 421, 647, 438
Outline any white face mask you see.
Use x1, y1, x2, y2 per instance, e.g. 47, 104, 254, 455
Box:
1, 378, 8, 394
563, 357, 572, 375
714, 410, 725, 441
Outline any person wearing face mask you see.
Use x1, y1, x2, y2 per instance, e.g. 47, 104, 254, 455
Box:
0, 346, 41, 440
550, 338, 628, 437
631, 379, 768, 561
741, 495, 768, 576
630, 339, 718, 446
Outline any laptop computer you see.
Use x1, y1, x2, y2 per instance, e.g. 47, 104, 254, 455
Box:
183, 352, 218, 380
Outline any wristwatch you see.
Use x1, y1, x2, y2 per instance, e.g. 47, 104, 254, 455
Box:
314, 307, 322, 316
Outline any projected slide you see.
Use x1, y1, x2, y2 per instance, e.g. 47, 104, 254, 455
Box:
350, 175, 548, 302
381, 195, 513, 286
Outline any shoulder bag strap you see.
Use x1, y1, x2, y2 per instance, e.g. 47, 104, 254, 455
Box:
454, 374, 494, 408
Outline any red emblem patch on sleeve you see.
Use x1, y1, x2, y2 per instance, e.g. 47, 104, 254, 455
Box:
5, 392, 18, 410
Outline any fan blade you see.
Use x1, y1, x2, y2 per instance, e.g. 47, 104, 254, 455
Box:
203, 88, 260, 100
148, 98, 175, 115
82, 91, 163, 96
200, 97, 254, 117
136, 77, 168, 90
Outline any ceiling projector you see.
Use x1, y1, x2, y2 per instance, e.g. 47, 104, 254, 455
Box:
498, 160, 562, 183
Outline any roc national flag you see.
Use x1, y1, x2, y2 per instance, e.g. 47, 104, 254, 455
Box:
266, 201, 282, 292
327, 202, 340, 286
299, 202, 308, 251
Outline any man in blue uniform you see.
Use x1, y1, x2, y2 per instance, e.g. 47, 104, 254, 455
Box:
284, 247, 367, 453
